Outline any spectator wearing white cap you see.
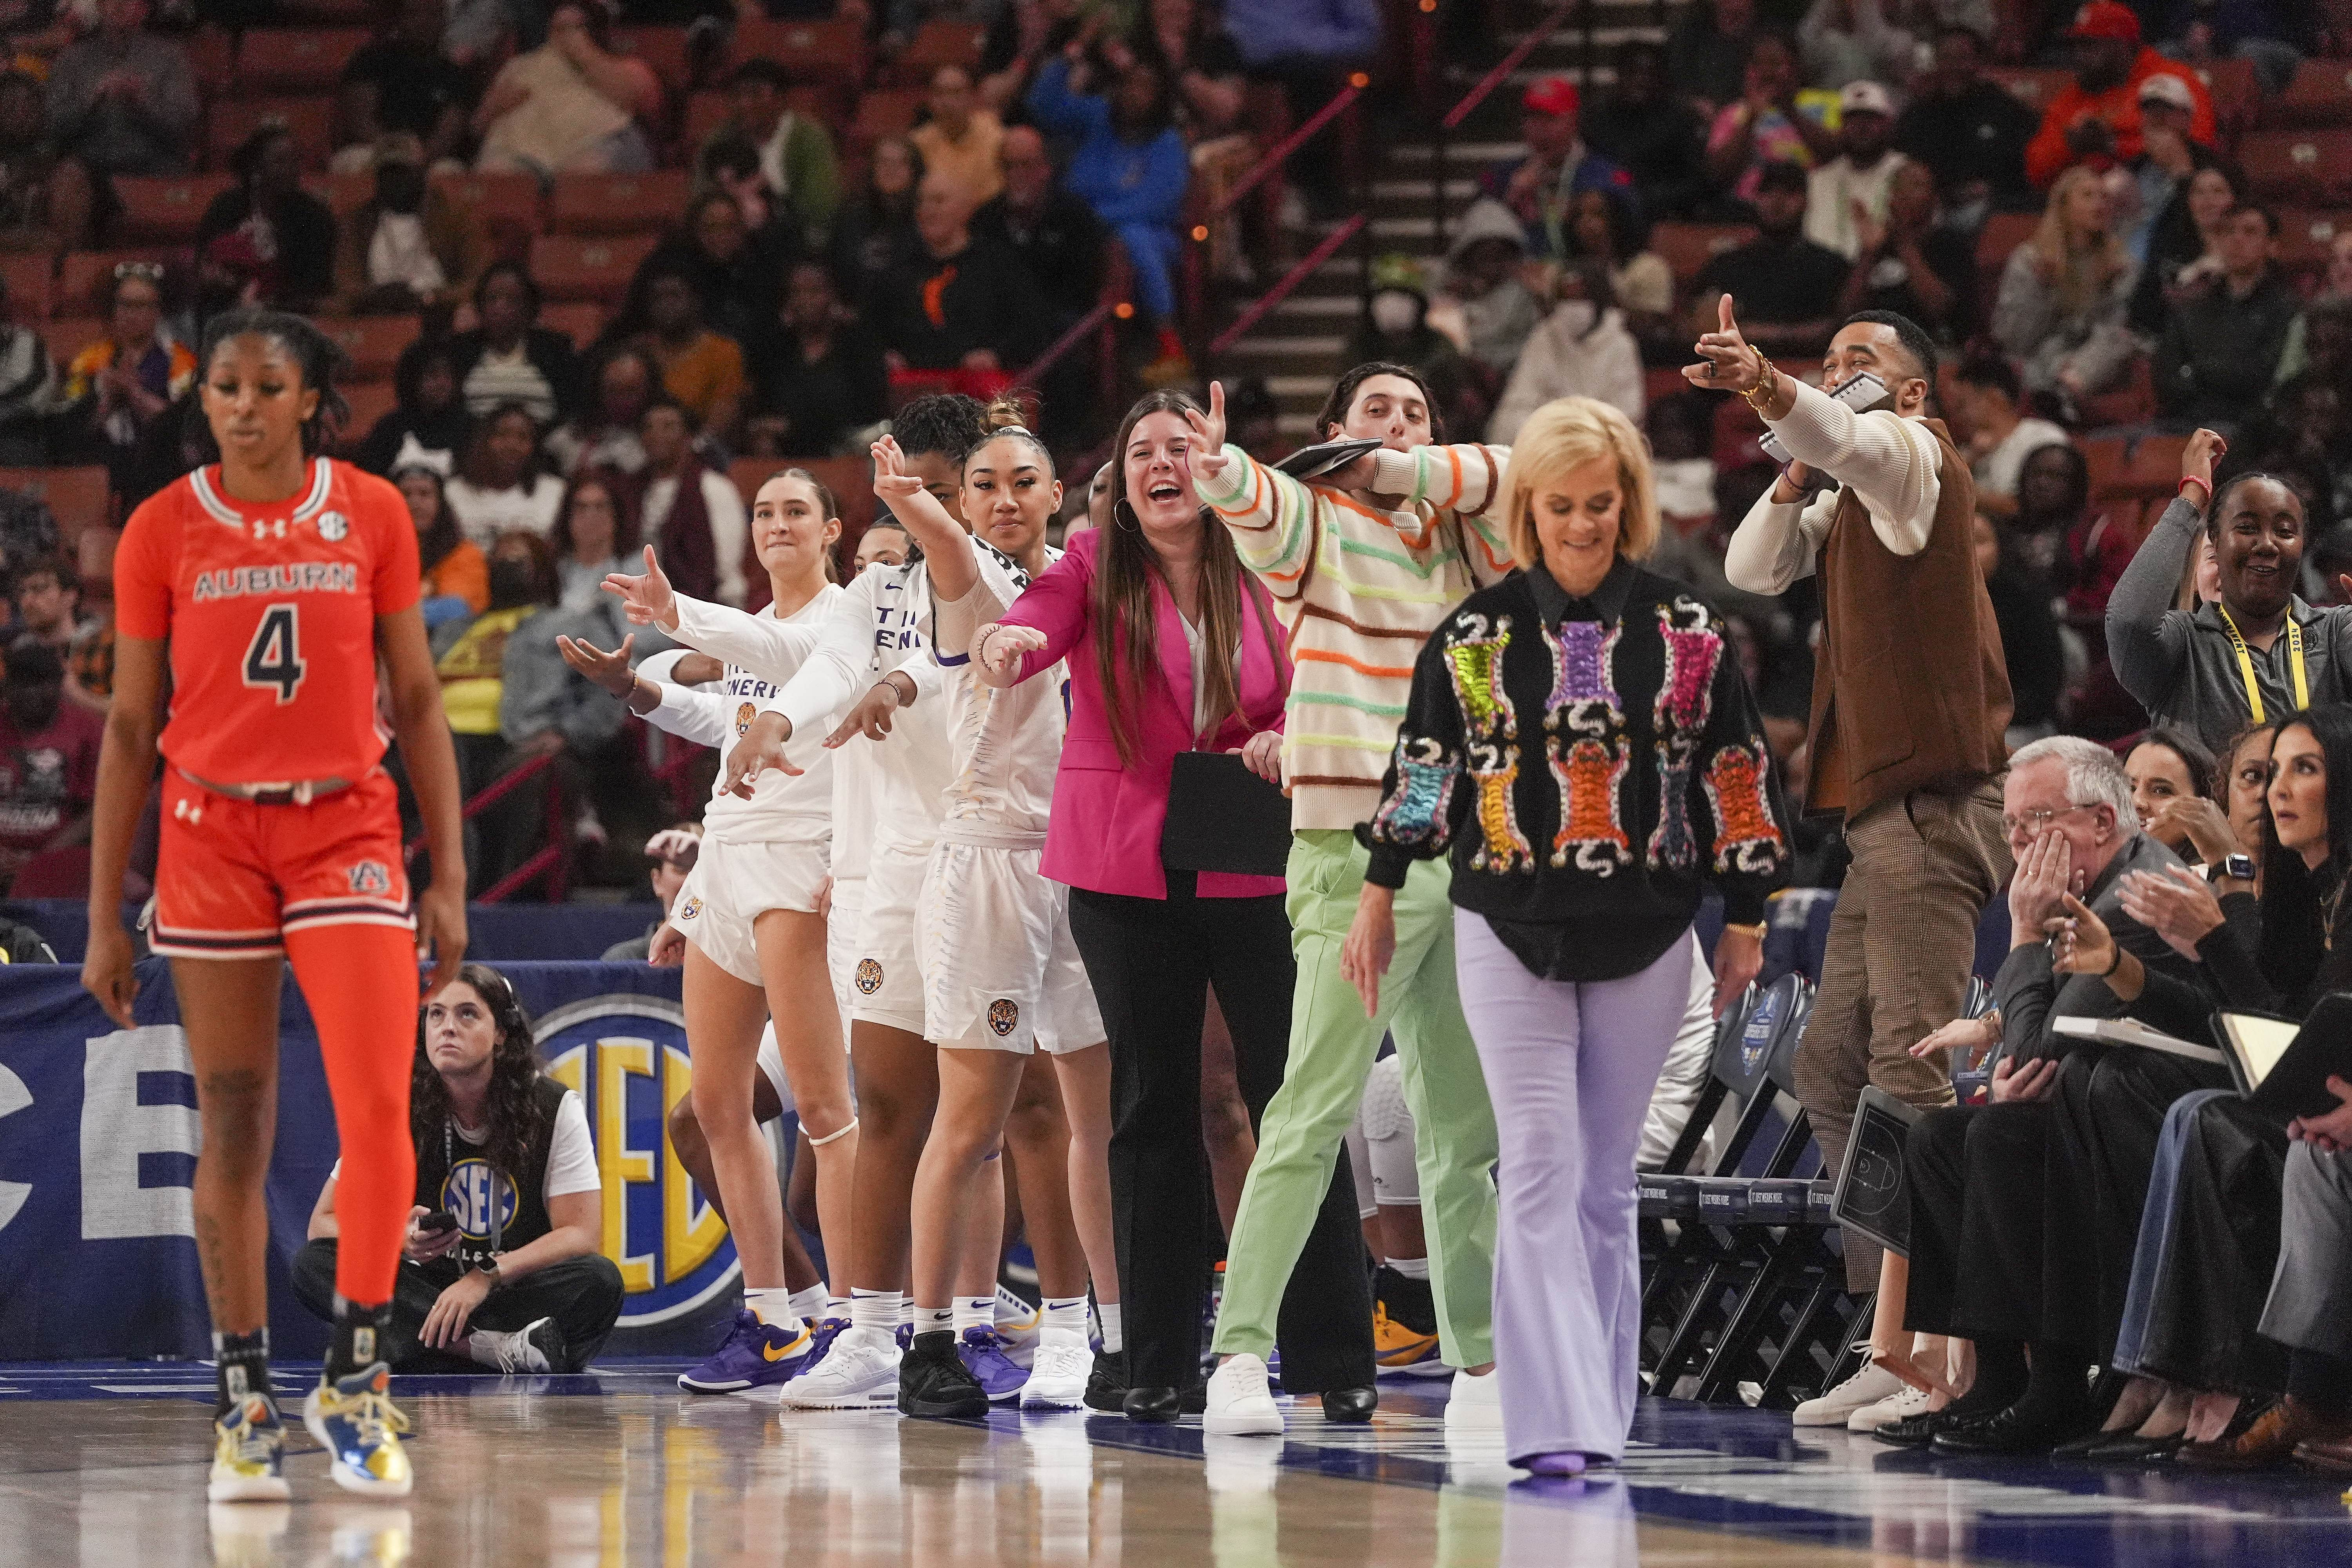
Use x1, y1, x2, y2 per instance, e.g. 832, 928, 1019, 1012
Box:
1804, 80, 1912, 261
2121, 70, 2217, 267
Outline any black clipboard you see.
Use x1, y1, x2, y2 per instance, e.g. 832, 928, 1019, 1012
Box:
1272, 436, 1383, 481
1830, 1086, 1920, 1257
2211, 994, 2352, 1119
1160, 751, 1292, 878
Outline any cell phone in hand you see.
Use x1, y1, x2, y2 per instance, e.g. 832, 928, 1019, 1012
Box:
418, 1209, 459, 1238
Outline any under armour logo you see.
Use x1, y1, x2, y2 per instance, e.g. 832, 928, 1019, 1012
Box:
173, 797, 203, 826
250, 518, 287, 541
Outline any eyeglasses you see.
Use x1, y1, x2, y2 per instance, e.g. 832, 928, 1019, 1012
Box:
2001, 803, 2095, 838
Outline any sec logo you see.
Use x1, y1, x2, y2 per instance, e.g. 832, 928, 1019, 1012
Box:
316, 510, 349, 542
735, 702, 756, 737
854, 958, 883, 995
441, 1157, 518, 1240
987, 998, 1019, 1036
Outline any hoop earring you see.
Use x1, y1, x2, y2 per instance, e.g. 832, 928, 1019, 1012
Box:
1114, 499, 1140, 533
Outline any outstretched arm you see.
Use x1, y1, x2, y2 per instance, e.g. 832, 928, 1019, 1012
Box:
871, 434, 978, 603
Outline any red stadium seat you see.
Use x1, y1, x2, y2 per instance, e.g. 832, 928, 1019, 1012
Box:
538, 299, 607, 350
2192, 57, 2259, 146
315, 315, 423, 380
0, 254, 50, 321
2081, 434, 2130, 503
1987, 68, 2069, 113
851, 88, 924, 145
113, 174, 236, 245
547, 170, 695, 236
206, 96, 338, 173
530, 232, 659, 306
884, 18, 984, 86
337, 378, 397, 451
617, 25, 691, 94
233, 27, 369, 92
185, 27, 235, 87
1649, 222, 1754, 288
2122, 431, 2188, 495
2276, 209, 2346, 283
679, 89, 734, 155
730, 17, 867, 84
2080, 355, 2156, 431
58, 251, 177, 316
39, 317, 101, 372
2271, 57, 2352, 128
429, 170, 543, 261
2238, 130, 2352, 206
1974, 210, 2039, 301
0, 466, 114, 541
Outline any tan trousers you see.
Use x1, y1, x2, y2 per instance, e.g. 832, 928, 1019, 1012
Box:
1794, 779, 2012, 1290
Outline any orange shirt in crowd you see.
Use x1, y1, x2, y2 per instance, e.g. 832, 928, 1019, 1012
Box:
2025, 48, 2216, 188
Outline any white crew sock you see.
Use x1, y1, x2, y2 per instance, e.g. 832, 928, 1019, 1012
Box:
1041, 1297, 1088, 1338
787, 1285, 829, 1321
850, 1290, 902, 1344
1095, 1301, 1123, 1354
744, 1287, 801, 1334
898, 1298, 915, 1329
917, 1304, 955, 1336
825, 1297, 852, 1322
954, 1296, 995, 1336
1386, 1254, 1430, 1281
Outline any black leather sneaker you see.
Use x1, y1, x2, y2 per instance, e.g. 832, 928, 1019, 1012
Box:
898, 1329, 989, 1417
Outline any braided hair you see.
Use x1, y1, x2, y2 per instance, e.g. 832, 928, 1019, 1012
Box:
195, 308, 353, 459
411, 963, 548, 1185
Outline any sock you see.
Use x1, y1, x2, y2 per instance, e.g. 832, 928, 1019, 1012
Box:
1960, 1336, 2030, 1413
826, 1297, 852, 1323
1041, 1296, 1089, 1338
2018, 1341, 2093, 1420
898, 1298, 915, 1329
744, 1287, 802, 1334
954, 1296, 995, 1336
1385, 1255, 1430, 1281
995, 1284, 1040, 1334
849, 1289, 900, 1340
1376, 1262, 1438, 1336
918, 1304, 955, 1336
1096, 1300, 1123, 1354
787, 1285, 830, 1322
287, 926, 419, 1308
214, 1328, 271, 1417
327, 1298, 394, 1383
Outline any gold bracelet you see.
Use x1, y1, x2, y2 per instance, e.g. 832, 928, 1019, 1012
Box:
1740, 369, 1780, 416
1723, 920, 1768, 939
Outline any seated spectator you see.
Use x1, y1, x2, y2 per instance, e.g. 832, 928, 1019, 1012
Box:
746, 260, 887, 459
337, 0, 473, 173
549, 466, 637, 612
1892, 24, 2034, 222
2242, 371, 2352, 527
2238, 1113, 2352, 1477
832, 134, 922, 289
1579, 40, 1708, 221
629, 190, 781, 351
1428, 198, 1541, 380
1487, 263, 1644, 443
1955, 355, 2069, 518
0, 272, 52, 466
639, 397, 748, 607
1689, 160, 1850, 358
294, 965, 622, 1374
1803, 80, 1908, 261
474, 0, 661, 179
1666, 0, 1762, 119
2024, 1, 2212, 191
2123, 725, 2221, 860
617, 262, 748, 441
545, 343, 657, 477
1342, 253, 1485, 439
10, 551, 86, 658
1026, 46, 1191, 372
1840, 159, 1975, 346
446, 403, 563, 548
404, 458, 490, 632
2119, 72, 2215, 266
973, 124, 1107, 320
1991, 165, 2137, 409
0, 637, 97, 894
1561, 187, 1674, 356
1481, 75, 1632, 265
434, 528, 559, 884
1138, 0, 1249, 138
332, 134, 492, 316
42, 0, 197, 178
715, 58, 840, 252
911, 63, 1004, 212
2127, 162, 2239, 340
873, 172, 1051, 380
196, 123, 339, 314
697, 136, 792, 261
1972, 510, 2063, 738
2278, 236, 2352, 386
58, 263, 194, 486
1797, 0, 1914, 92
2155, 205, 2298, 434
450, 261, 583, 425
602, 823, 700, 961
356, 337, 472, 478
0, 68, 95, 251
443, 0, 521, 73
2003, 442, 2096, 616
1703, 34, 1837, 213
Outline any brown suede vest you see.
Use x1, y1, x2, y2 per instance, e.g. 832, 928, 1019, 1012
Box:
1805, 416, 2011, 819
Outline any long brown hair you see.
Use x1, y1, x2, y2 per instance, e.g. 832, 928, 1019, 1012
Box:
411, 964, 546, 1185
1097, 388, 1284, 767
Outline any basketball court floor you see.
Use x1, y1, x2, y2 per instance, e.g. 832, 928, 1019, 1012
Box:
7, 1361, 2352, 1566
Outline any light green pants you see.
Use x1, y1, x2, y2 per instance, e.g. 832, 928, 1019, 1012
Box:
1211, 829, 1499, 1368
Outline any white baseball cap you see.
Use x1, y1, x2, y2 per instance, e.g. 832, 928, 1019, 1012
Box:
1840, 79, 1895, 118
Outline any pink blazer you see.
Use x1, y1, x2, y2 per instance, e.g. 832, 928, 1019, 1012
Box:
999, 527, 1291, 900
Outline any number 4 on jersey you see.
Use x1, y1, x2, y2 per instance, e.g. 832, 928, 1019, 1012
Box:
243, 603, 306, 704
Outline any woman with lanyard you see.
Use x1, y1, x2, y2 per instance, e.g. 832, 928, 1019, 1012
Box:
2107, 428, 2352, 753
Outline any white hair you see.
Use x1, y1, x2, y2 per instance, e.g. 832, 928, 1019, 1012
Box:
2009, 735, 2137, 826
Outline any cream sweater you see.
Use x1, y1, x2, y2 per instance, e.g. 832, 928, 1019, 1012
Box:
1199, 441, 1513, 831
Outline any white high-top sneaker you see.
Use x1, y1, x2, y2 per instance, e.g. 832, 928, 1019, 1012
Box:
1791, 1346, 1906, 1427
1203, 1353, 1284, 1436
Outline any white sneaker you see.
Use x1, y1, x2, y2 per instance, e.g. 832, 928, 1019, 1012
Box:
1791, 1347, 1905, 1427
1849, 1382, 1932, 1433
1019, 1328, 1091, 1411
1442, 1368, 1503, 1434
1203, 1353, 1284, 1436
780, 1327, 901, 1409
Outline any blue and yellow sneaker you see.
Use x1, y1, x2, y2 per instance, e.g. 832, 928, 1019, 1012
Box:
1372, 1302, 1447, 1377
678, 1309, 815, 1393
303, 1364, 413, 1497
208, 1394, 290, 1502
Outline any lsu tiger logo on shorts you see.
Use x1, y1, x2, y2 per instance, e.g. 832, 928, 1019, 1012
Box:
677, 896, 702, 922
987, 999, 1020, 1037
346, 859, 392, 896
855, 958, 884, 994
735, 702, 756, 737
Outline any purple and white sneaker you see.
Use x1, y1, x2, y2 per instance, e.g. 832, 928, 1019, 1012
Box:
958, 1327, 1029, 1402
678, 1310, 814, 1393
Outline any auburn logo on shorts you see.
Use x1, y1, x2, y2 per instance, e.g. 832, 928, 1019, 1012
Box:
735, 702, 756, 737
855, 958, 883, 994
987, 999, 1019, 1036
678, 896, 702, 921
346, 860, 392, 896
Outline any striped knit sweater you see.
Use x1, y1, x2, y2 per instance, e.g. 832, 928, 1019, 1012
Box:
1199, 441, 1513, 831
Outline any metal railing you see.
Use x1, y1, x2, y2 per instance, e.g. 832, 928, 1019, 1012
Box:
1209, 214, 1369, 357
1016, 242, 1134, 419
404, 749, 571, 905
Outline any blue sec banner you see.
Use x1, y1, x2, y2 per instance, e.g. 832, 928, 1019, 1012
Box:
0, 960, 742, 1360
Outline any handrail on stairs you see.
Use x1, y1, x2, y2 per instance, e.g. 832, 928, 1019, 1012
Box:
1430, 0, 1583, 253
1208, 214, 1368, 358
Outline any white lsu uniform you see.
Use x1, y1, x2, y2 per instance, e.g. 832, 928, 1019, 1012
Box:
636, 586, 840, 987
756, 555, 953, 1035
919, 541, 1105, 1055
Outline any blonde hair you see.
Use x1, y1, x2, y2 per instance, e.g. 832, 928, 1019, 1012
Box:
2031, 166, 2131, 319
1499, 396, 1659, 572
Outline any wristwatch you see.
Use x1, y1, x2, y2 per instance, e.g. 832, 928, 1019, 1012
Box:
475, 1255, 503, 1289
2220, 853, 2257, 883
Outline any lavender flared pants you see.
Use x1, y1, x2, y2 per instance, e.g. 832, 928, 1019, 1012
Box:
1454, 909, 1690, 1465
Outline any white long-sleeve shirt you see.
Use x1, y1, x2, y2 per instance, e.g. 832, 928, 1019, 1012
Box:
928, 541, 1066, 849
1722, 376, 1944, 596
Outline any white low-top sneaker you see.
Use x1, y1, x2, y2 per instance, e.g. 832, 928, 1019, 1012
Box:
1443, 1368, 1503, 1434
1791, 1347, 1906, 1427
1203, 1353, 1284, 1436
1019, 1328, 1092, 1411
1849, 1381, 1934, 1432
780, 1327, 902, 1410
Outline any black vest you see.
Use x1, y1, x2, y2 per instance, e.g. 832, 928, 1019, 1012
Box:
414, 1076, 570, 1272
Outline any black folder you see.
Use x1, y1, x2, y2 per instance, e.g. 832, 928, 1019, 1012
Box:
2210, 994, 2352, 1119
1159, 751, 1292, 878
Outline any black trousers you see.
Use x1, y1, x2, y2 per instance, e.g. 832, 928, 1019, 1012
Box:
1067, 874, 1375, 1394
2041, 1046, 2232, 1354
1903, 1100, 2051, 1340
2131, 1094, 2293, 1395
292, 1238, 624, 1374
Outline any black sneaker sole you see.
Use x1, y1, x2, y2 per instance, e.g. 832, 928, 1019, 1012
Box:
899, 1389, 991, 1417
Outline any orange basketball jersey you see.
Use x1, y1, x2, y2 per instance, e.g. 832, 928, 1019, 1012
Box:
115, 457, 421, 786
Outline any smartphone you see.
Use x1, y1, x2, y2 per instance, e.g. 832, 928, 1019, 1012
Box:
1757, 370, 1893, 495
417, 1209, 459, 1238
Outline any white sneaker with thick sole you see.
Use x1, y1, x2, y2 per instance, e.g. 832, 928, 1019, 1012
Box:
779, 1327, 902, 1409
1849, 1382, 1933, 1433
1443, 1368, 1503, 1434
1203, 1353, 1284, 1436
1791, 1347, 1905, 1427
1018, 1328, 1091, 1410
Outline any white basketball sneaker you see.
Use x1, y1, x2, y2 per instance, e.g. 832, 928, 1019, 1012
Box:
1442, 1368, 1503, 1434
1791, 1347, 1906, 1427
1203, 1353, 1284, 1436
779, 1326, 902, 1409
1018, 1328, 1091, 1411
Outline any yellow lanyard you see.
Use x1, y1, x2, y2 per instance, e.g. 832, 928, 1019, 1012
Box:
2215, 603, 2307, 724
